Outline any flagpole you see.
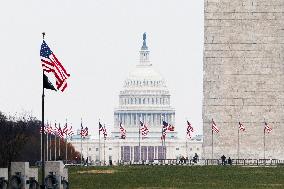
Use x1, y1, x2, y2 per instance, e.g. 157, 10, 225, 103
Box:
118, 139, 120, 165
237, 114, 240, 161
54, 122, 57, 160
99, 135, 101, 165
99, 122, 101, 166
80, 118, 83, 166
40, 130, 42, 162
46, 127, 49, 161
164, 114, 167, 161
87, 137, 89, 166
237, 126, 240, 160
161, 120, 163, 153
263, 118, 266, 162
59, 124, 61, 159
81, 137, 83, 166
65, 137, 68, 164
104, 124, 106, 166
211, 120, 213, 160
104, 136, 106, 166
49, 121, 52, 161
139, 116, 141, 163
49, 135, 52, 160
41, 32, 46, 189
164, 137, 166, 160
48, 134, 51, 161
161, 116, 163, 161
186, 137, 188, 158
65, 119, 68, 164
186, 118, 189, 160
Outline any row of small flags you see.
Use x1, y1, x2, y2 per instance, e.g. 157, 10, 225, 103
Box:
40, 122, 74, 139
118, 120, 195, 140
81, 121, 108, 140
118, 120, 175, 140
211, 119, 273, 133
40, 119, 272, 140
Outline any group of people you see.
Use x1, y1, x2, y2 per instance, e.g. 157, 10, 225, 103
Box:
179, 153, 199, 164
221, 155, 232, 165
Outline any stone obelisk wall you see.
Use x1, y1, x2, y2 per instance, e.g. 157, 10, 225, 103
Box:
203, 0, 284, 159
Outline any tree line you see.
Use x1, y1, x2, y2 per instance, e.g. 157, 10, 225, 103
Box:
0, 111, 80, 167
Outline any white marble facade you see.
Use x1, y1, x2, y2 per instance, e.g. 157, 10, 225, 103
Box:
71, 138, 202, 165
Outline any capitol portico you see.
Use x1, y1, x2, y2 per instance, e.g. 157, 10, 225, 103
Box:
70, 33, 202, 165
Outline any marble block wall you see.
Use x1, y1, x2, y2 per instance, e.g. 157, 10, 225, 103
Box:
203, 0, 284, 159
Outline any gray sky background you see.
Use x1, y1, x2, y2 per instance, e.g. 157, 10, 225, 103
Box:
0, 0, 204, 138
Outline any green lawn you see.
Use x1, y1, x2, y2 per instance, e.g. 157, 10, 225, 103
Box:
68, 165, 284, 189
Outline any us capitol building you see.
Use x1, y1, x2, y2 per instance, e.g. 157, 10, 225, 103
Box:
70, 33, 202, 165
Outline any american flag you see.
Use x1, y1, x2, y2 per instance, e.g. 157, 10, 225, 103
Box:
67, 126, 74, 137
212, 119, 219, 133
264, 122, 272, 133
56, 123, 64, 139
140, 121, 149, 137
62, 123, 68, 137
80, 125, 88, 137
40, 40, 70, 92
46, 123, 53, 134
167, 124, 175, 131
52, 123, 57, 135
99, 122, 104, 133
186, 121, 194, 138
103, 126, 107, 140
39, 125, 47, 134
161, 121, 168, 140
239, 122, 245, 131
119, 122, 126, 139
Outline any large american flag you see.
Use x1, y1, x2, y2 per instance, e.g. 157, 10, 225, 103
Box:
264, 122, 272, 133
239, 122, 245, 131
211, 119, 219, 133
120, 122, 126, 139
40, 40, 70, 92
140, 121, 149, 137
186, 121, 194, 138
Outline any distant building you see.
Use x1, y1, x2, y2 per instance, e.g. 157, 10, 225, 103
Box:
70, 33, 202, 165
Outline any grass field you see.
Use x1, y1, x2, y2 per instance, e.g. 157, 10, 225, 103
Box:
68, 165, 284, 189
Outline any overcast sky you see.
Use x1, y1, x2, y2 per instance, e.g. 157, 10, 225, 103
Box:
0, 0, 204, 138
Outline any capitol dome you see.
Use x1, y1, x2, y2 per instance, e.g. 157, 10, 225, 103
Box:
113, 33, 176, 139
124, 65, 167, 90
122, 33, 168, 94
